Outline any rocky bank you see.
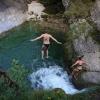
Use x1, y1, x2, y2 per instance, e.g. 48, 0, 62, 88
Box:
0, 0, 45, 34
0, 0, 100, 86
63, 0, 100, 86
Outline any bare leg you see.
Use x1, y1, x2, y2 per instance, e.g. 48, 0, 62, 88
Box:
72, 69, 78, 79
41, 50, 44, 59
46, 49, 49, 58
71, 70, 74, 76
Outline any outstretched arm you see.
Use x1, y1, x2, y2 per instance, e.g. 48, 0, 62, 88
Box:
71, 61, 78, 68
30, 35, 43, 42
50, 36, 62, 44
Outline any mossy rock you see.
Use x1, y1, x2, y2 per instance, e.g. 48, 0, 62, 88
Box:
64, 0, 94, 18
52, 88, 66, 94
90, 29, 100, 44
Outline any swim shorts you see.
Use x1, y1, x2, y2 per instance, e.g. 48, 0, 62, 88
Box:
77, 65, 83, 70
42, 44, 50, 51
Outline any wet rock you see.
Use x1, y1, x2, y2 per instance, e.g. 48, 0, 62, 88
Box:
36, 76, 40, 80
56, 72, 61, 76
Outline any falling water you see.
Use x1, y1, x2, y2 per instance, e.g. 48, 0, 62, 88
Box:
29, 59, 86, 95
0, 21, 86, 94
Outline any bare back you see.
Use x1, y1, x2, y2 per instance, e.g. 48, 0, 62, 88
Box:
42, 33, 51, 44
76, 60, 85, 66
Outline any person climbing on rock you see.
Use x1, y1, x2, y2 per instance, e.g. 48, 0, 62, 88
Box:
71, 55, 87, 79
30, 32, 62, 59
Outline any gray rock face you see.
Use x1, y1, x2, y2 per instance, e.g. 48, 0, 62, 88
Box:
0, 0, 27, 34
0, 8, 26, 33
0, 0, 44, 34
73, 37, 100, 72
70, 19, 100, 84
91, 0, 100, 31
74, 37, 100, 84
62, 0, 70, 10
0, 0, 27, 11
82, 72, 100, 84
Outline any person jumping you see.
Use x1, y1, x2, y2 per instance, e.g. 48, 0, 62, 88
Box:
30, 32, 62, 59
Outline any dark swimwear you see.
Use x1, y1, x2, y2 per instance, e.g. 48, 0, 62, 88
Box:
77, 65, 83, 70
42, 44, 50, 51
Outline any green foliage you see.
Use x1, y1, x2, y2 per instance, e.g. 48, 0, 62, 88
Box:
64, 0, 94, 18
0, 59, 100, 100
0, 59, 30, 99
69, 19, 92, 38
63, 19, 92, 64
8, 59, 29, 90
65, 19, 92, 44
90, 29, 100, 44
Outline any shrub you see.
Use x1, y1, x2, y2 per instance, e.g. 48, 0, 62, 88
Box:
64, 0, 94, 18
8, 59, 30, 90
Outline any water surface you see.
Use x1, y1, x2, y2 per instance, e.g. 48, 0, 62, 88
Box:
0, 21, 63, 69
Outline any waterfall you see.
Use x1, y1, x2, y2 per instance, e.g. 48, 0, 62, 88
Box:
29, 59, 86, 95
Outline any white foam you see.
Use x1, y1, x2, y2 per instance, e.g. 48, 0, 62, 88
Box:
29, 65, 85, 94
